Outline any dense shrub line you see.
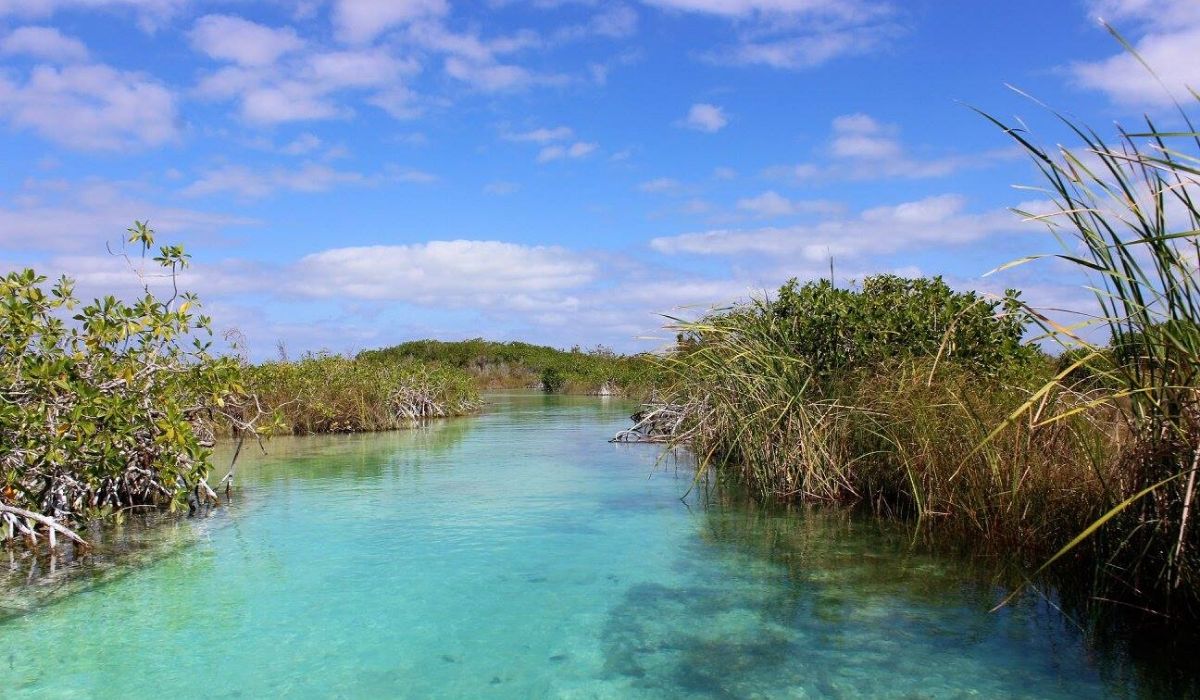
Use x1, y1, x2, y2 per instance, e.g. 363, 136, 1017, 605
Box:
360, 338, 659, 395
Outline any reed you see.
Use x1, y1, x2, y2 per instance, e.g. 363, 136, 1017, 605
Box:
978, 29, 1200, 613
248, 354, 480, 435
660, 276, 1120, 568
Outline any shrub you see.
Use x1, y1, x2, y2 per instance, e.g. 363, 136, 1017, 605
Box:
0, 224, 256, 543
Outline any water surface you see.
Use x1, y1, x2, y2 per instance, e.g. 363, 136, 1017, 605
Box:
0, 393, 1160, 697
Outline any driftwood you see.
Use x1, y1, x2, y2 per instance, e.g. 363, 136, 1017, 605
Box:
0, 503, 87, 548
610, 403, 687, 443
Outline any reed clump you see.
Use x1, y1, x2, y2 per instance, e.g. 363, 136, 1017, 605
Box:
662, 275, 1123, 569
248, 354, 479, 435
664, 37, 1200, 616
977, 43, 1200, 613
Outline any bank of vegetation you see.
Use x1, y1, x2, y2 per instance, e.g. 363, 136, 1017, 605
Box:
650, 71, 1200, 620
360, 338, 658, 395
0, 228, 481, 548
246, 354, 479, 435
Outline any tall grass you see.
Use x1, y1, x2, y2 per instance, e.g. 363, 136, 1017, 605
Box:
661, 37, 1200, 617
662, 283, 1117, 566
978, 36, 1200, 612
248, 354, 479, 435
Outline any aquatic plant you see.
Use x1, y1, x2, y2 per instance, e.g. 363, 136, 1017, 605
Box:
656, 275, 1114, 564
0, 224, 262, 548
978, 30, 1200, 613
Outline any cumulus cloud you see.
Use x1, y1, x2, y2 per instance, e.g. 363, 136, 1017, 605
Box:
195, 47, 419, 124
290, 241, 597, 303
332, 0, 449, 44
1070, 0, 1200, 106
536, 141, 597, 163
736, 191, 843, 218
502, 125, 574, 143
0, 0, 188, 32
638, 177, 684, 194
764, 113, 1017, 182
0, 26, 88, 62
642, 0, 902, 69
190, 15, 304, 67
677, 103, 728, 132
0, 178, 253, 253
0, 63, 177, 149
651, 194, 1025, 260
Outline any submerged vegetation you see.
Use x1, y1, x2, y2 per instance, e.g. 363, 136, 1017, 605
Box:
360, 338, 658, 395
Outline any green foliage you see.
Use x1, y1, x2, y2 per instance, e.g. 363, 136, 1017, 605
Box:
360, 338, 658, 395
248, 354, 479, 434
661, 275, 1109, 565
0, 224, 251, 529
699, 275, 1034, 375
540, 366, 565, 393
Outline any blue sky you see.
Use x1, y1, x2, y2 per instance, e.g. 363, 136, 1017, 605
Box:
1, 0, 1196, 358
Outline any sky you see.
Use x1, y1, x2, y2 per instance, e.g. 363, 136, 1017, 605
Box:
1, 0, 1197, 358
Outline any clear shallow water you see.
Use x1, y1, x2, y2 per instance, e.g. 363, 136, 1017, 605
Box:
0, 392, 1157, 698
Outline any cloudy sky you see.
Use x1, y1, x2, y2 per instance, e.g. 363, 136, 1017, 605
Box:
1, 0, 1196, 357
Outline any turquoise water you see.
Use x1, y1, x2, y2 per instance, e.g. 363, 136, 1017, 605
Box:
0, 392, 1159, 697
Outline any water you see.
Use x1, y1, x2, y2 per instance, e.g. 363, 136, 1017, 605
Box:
0, 392, 1169, 698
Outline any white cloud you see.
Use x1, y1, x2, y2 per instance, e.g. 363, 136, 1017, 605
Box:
736, 191, 843, 218
502, 125, 573, 143
332, 0, 448, 44
642, 1, 868, 18
638, 177, 683, 193
764, 113, 1017, 182
0, 26, 88, 62
0, 63, 177, 149
536, 141, 597, 163
195, 47, 419, 124
388, 166, 438, 184
190, 15, 303, 67
642, 0, 901, 70
554, 5, 639, 41
182, 163, 372, 199
291, 241, 596, 303
651, 194, 1026, 260
443, 55, 537, 92
712, 166, 737, 180
0, 0, 188, 32
677, 103, 728, 133
280, 133, 322, 155
0, 178, 253, 253
1070, 1, 1200, 106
